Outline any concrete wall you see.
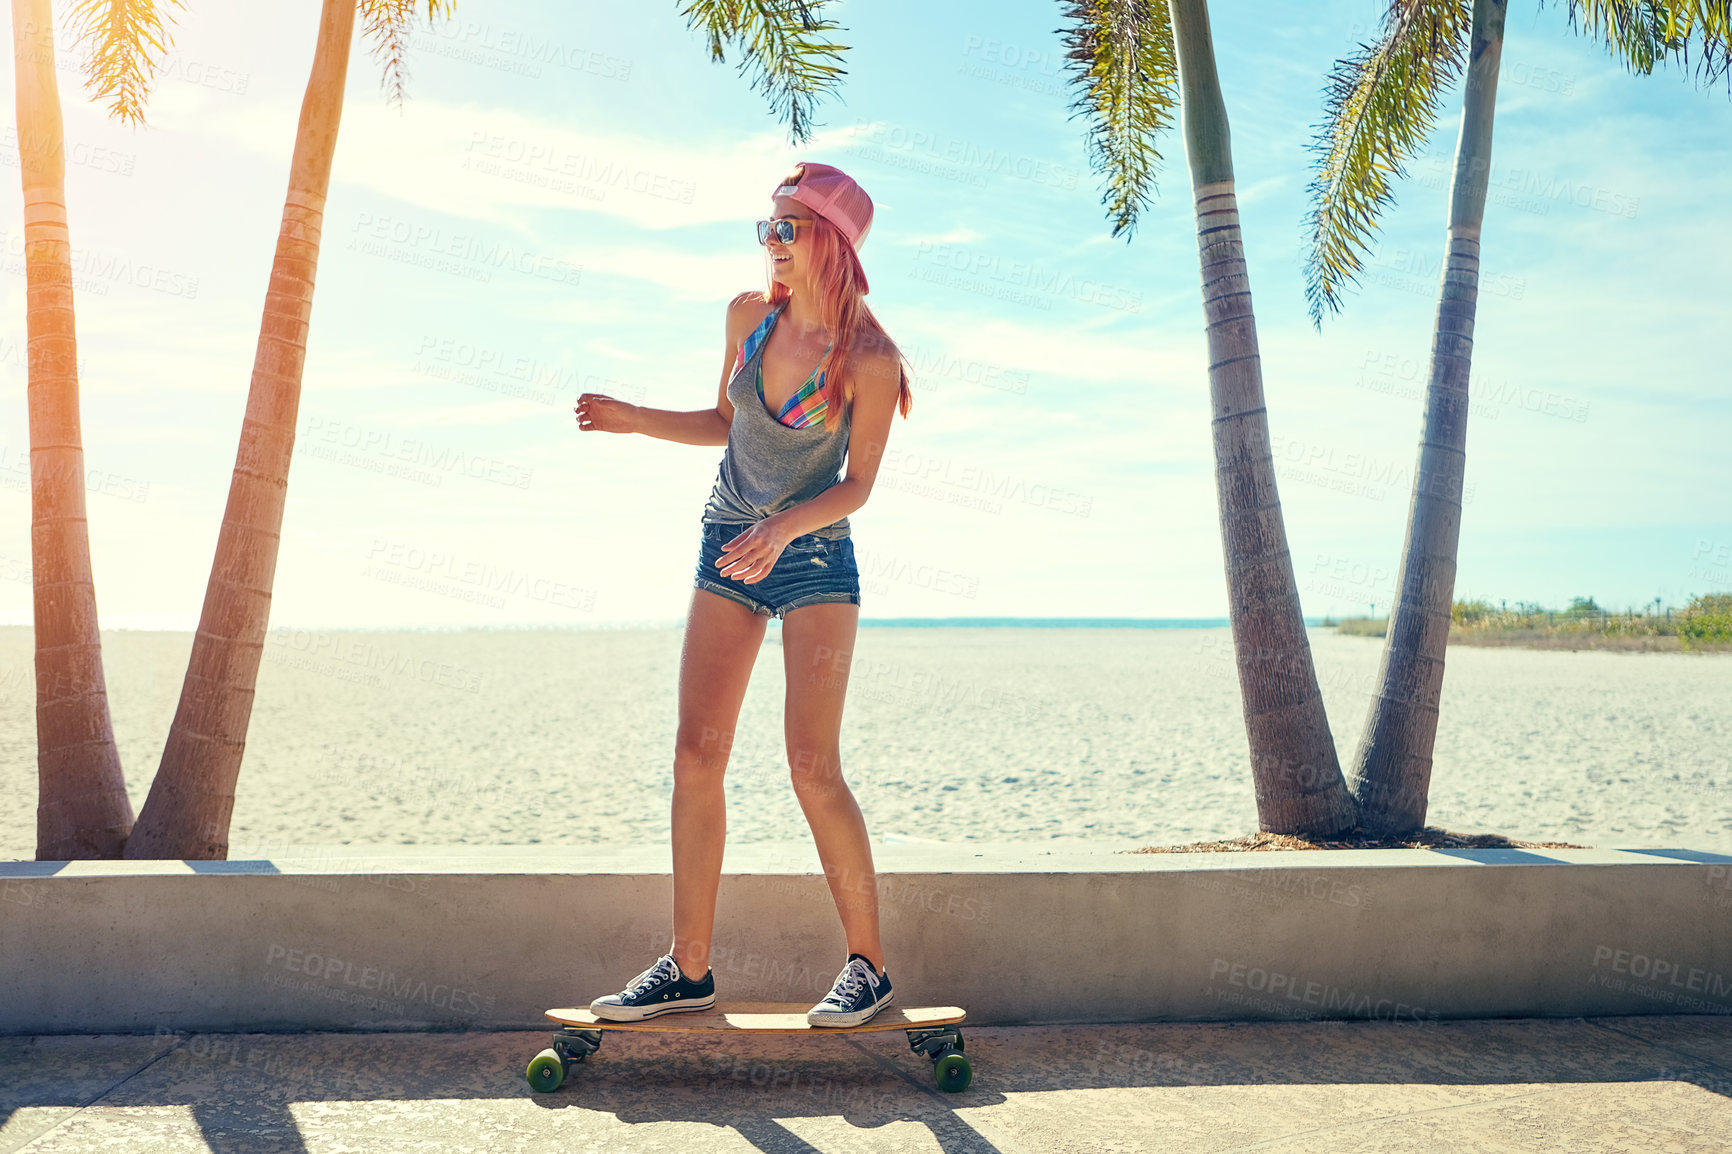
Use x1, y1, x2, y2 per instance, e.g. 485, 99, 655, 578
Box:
3, 844, 1729, 1034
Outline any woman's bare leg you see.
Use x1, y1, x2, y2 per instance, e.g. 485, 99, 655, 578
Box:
781, 601, 884, 971
669, 588, 768, 976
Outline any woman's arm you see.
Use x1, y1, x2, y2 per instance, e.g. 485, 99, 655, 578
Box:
619, 405, 730, 446
575, 294, 765, 446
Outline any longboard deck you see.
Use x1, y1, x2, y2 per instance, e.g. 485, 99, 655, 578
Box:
546, 1002, 965, 1034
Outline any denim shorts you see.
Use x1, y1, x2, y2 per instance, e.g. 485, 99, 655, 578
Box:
694, 521, 861, 619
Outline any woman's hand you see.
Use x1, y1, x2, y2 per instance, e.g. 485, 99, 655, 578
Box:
715, 518, 794, 584
575, 393, 639, 434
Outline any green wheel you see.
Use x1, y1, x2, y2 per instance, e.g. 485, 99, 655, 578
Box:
526, 1049, 566, 1093
934, 1050, 972, 1093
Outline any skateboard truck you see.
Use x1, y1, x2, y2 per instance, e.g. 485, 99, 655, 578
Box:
905, 1025, 971, 1092
527, 1027, 602, 1091
905, 1025, 964, 1057
552, 1027, 603, 1064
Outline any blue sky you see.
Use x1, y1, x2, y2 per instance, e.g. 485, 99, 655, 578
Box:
1, 0, 1727, 628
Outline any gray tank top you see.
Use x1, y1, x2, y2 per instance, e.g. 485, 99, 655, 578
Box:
702, 299, 852, 538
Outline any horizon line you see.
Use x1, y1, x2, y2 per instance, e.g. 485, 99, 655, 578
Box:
1, 616, 1274, 632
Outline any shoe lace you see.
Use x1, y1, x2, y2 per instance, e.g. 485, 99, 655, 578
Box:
626, 955, 678, 996
826, 958, 873, 1004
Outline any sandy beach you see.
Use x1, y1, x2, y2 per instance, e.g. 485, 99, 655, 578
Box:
1, 625, 1727, 858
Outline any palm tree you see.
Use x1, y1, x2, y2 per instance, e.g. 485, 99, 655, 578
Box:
122, 0, 843, 858
678, 1, 849, 143
124, 0, 455, 859
1305, 0, 1732, 832
14, 0, 181, 859
1058, 0, 1357, 833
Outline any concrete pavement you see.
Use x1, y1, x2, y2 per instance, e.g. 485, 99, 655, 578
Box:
2, 1015, 1728, 1152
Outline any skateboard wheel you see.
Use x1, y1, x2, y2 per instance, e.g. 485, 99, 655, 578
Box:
526, 1049, 566, 1093
933, 1050, 972, 1093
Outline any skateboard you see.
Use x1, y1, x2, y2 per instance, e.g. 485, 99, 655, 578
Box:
527, 1002, 971, 1094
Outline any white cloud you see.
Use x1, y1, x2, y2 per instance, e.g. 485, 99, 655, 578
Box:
586, 339, 644, 361
568, 240, 766, 300
390, 400, 554, 426
898, 226, 984, 247
891, 311, 1195, 385
174, 94, 827, 232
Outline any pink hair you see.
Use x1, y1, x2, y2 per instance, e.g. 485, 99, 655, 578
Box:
762, 212, 912, 420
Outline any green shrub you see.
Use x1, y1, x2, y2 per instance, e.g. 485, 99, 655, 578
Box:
1451, 599, 1496, 626
1678, 593, 1732, 648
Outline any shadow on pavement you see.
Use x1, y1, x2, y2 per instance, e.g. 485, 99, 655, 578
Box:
1, 1015, 1728, 1152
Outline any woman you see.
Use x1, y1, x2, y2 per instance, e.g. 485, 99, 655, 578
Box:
573, 162, 913, 1026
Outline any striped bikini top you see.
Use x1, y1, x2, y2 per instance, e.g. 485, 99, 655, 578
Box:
732, 306, 832, 430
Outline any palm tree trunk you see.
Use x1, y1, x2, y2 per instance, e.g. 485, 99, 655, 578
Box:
124, 0, 357, 859
1167, 0, 1355, 834
12, 0, 134, 859
1348, 0, 1506, 832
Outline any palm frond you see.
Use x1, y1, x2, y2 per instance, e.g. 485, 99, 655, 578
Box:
1057, 0, 1180, 241
678, 1, 849, 144
67, 0, 184, 127
360, 0, 457, 110
1303, 0, 1473, 328
1563, 0, 1675, 72
1562, 1, 1732, 88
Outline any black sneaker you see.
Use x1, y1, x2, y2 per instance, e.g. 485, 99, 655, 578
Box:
589, 954, 716, 1021
806, 953, 894, 1027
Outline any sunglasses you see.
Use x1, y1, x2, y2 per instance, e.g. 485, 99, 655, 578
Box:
756, 217, 814, 245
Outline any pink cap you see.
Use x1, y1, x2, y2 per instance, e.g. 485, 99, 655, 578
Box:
773, 161, 873, 293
